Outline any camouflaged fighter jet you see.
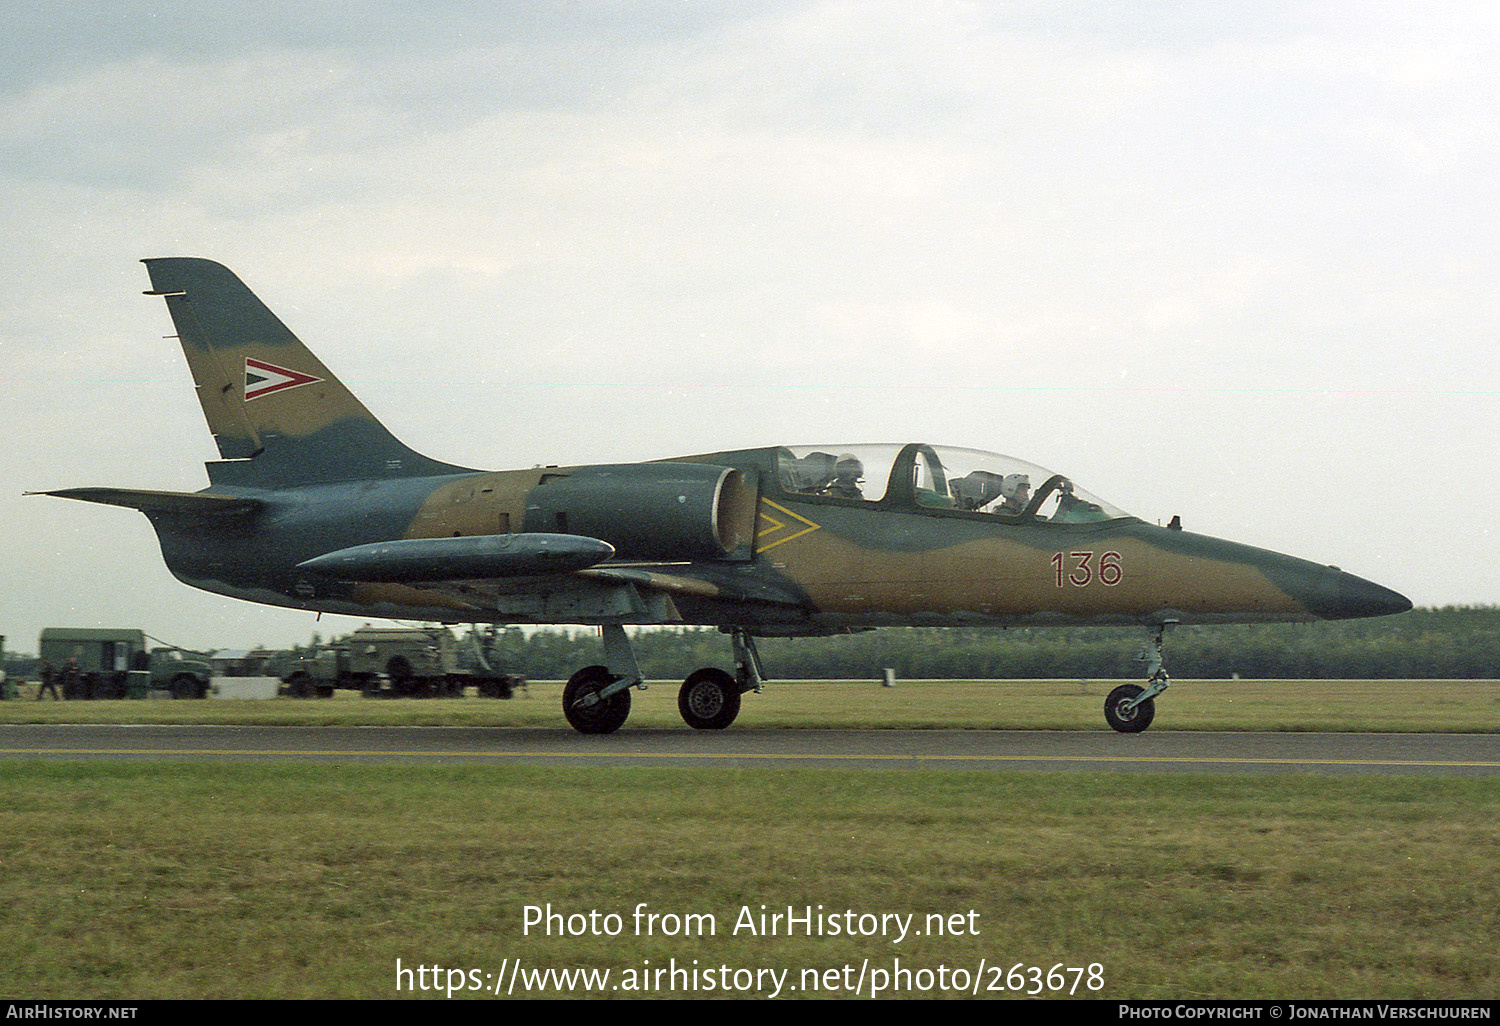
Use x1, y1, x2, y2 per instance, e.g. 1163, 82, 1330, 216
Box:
39, 258, 1411, 734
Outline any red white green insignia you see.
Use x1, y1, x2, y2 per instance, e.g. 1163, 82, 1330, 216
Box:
244, 358, 322, 401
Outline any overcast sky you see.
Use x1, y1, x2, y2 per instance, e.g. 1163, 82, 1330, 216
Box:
2, 2, 1495, 654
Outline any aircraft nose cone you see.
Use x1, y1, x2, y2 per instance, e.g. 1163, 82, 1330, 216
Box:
1316, 568, 1412, 620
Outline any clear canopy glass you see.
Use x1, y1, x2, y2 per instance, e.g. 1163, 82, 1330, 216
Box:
775, 443, 1129, 523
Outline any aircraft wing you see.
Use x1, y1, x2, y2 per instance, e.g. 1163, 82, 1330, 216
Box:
299, 534, 805, 613
576, 565, 804, 608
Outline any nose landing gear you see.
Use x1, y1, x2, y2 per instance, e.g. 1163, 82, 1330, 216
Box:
1104, 621, 1176, 734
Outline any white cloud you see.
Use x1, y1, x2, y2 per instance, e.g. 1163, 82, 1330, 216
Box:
1, 2, 1497, 650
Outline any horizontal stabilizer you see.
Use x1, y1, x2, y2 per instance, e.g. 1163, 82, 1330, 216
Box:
297, 532, 616, 582
34, 487, 263, 517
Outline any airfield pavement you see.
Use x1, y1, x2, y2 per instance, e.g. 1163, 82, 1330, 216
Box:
2, 723, 1498, 776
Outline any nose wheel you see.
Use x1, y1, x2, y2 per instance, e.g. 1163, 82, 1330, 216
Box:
1104, 682, 1156, 733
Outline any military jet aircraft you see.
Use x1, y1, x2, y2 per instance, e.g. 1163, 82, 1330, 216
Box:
38, 259, 1411, 734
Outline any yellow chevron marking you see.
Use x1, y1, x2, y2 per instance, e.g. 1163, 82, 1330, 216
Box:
755, 499, 821, 553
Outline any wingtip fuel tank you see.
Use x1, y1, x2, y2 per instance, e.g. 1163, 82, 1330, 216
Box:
297, 533, 616, 583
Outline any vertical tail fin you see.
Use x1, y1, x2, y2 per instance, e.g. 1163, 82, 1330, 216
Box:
143, 258, 472, 487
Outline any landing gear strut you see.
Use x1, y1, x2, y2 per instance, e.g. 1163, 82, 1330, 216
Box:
1104, 621, 1176, 734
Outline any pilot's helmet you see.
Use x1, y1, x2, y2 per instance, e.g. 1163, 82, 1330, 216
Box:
1000, 474, 1031, 500
834, 455, 864, 482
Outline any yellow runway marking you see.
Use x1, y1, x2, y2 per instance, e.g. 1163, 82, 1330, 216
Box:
3, 748, 1498, 769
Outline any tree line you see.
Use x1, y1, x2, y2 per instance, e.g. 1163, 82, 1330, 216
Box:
6, 606, 1494, 683
476, 606, 1500, 681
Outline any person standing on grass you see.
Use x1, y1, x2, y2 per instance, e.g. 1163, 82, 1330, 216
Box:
37, 660, 60, 700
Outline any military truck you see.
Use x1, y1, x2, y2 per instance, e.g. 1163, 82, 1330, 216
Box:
37, 628, 214, 699
273, 625, 520, 698
270, 646, 344, 698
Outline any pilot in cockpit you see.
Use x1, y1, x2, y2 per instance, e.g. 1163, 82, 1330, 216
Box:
998, 473, 1031, 515
826, 455, 865, 499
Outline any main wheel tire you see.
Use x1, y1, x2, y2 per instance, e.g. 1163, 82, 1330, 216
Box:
678, 668, 741, 730
1104, 683, 1155, 733
563, 665, 631, 735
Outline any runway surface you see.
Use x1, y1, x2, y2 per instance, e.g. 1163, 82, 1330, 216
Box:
1, 723, 1497, 775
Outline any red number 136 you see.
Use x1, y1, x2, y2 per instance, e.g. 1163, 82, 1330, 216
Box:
1051, 550, 1123, 587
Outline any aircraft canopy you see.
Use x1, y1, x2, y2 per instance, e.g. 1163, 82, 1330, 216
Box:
775, 443, 1130, 523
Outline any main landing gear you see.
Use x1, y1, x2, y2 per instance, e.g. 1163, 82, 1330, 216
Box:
1103, 621, 1176, 734
562, 664, 634, 735
562, 625, 642, 735
562, 625, 766, 735
677, 629, 765, 730
678, 668, 740, 730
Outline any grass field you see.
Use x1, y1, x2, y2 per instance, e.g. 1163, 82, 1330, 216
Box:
3, 678, 1499, 732
5, 680, 1496, 1000
0, 761, 1495, 1000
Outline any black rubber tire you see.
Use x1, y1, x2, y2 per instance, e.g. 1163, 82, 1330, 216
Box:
478, 676, 516, 699
677, 668, 741, 730
563, 665, 631, 735
1104, 683, 1155, 733
387, 657, 428, 697
172, 674, 206, 700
